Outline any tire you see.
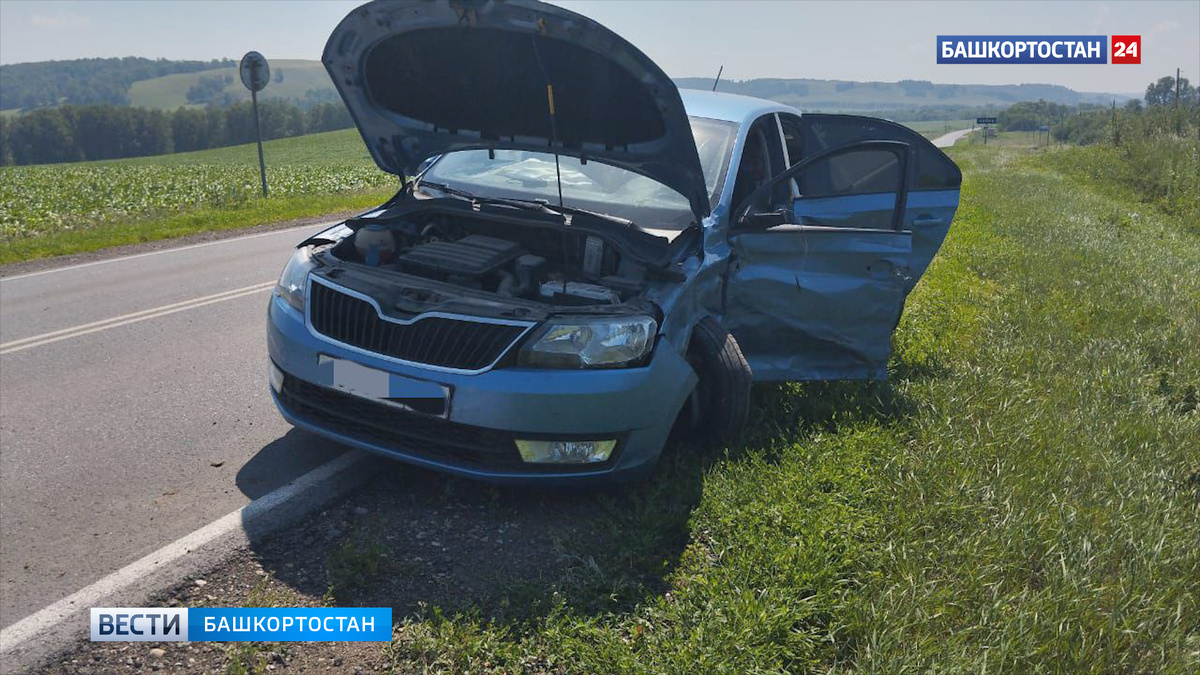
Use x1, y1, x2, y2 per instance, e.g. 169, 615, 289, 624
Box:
683, 317, 752, 442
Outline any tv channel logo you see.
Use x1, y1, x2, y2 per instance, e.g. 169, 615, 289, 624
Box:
1111, 35, 1141, 64
91, 607, 392, 642
938, 36, 1108, 64
91, 608, 188, 642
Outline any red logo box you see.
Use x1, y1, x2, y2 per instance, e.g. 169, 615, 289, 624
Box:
1112, 35, 1141, 64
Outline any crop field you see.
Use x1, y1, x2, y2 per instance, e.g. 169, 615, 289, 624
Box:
0, 129, 394, 264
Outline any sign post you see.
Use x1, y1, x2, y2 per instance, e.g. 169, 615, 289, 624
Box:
974, 115, 993, 144
976, 116, 997, 145
240, 51, 270, 198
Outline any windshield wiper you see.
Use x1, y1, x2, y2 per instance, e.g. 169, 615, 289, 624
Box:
417, 181, 633, 228
415, 180, 677, 275
416, 181, 550, 213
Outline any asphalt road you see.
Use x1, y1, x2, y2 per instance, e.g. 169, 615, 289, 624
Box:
932, 127, 974, 148
0, 224, 350, 629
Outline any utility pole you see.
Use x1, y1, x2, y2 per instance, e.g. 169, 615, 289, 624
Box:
1176, 67, 1182, 135
1111, 100, 1117, 146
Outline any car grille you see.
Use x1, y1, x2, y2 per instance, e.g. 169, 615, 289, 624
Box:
278, 374, 523, 468
308, 279, 529, 371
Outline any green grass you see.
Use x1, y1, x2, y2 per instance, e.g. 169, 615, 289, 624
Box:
1039, 135, 1199, 228
379, 141, 1199, 673
112, 128, 379, 167
0, 129, 396, 264
128, 59, 334, 110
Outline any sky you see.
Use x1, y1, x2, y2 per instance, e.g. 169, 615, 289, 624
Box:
1, 0, 1196, 95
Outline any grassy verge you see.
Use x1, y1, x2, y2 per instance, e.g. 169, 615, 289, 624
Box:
1039, 138, 1199, 228
0, 190, 390, 265
377, 142, 1199, 671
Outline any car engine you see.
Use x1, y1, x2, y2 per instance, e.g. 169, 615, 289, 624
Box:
326, 210, 654, 306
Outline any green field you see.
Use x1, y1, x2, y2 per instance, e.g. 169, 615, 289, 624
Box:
127, 59, 334, 110
0, 129, 396, 264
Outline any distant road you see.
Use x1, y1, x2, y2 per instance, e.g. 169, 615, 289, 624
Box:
932, 127, 974, 148
0, 223, 351, 629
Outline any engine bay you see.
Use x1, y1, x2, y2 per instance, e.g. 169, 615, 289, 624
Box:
326, 207, 664, 307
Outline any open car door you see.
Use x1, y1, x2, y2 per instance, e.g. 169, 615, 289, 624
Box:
721, 114, 962, 381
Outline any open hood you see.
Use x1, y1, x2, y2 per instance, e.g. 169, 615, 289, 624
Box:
323, 0, 710, 220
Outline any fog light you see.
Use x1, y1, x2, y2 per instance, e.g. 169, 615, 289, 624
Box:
515, 439, 616, 464
268, 361, 285, 393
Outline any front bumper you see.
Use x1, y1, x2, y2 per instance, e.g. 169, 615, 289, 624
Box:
266, 293, 696, 484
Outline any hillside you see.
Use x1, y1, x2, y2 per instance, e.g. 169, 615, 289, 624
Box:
676, 77, 1137, 112
128, 59, 335, 109
0, 57, 232, 110
3, 57, 1137, 116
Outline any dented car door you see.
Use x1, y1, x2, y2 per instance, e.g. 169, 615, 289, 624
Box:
722, 115, 961, 382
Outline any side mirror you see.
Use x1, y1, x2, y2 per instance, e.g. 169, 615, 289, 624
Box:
739, 209, 790, 230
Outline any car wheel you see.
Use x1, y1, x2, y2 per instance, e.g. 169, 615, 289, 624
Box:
682, 317, 752, 442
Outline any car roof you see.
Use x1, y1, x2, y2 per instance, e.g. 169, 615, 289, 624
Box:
679, 89, 798, 126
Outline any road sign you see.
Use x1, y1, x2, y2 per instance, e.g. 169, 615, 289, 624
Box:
977, 116, 997, 125
239, 51, 270, 93
240, 51, 270, 197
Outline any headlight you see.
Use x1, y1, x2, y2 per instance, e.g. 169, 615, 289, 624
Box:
275, 247, 315, 312
518, 315, 657, 368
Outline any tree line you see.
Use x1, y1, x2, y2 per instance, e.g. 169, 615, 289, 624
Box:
0, 99, 355, 166
999, 74, 1199, 144
0, 57, 234, 110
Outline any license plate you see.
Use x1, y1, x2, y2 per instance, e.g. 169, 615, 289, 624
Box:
318, 355, 449, 416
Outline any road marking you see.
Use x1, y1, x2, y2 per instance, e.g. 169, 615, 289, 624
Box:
0, 450, 369, 656
0, 222, 327, 283
0, 281, 275, 355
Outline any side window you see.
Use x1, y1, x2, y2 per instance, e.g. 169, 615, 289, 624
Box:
798, 149, 900, 198
793, 114, 961, 191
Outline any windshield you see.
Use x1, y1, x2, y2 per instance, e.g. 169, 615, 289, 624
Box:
419, 116, 737, 233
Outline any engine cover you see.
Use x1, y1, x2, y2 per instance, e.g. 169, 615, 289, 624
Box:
397, 234, 523, 276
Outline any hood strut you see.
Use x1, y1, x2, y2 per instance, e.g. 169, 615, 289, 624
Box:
530, 33, 565, 210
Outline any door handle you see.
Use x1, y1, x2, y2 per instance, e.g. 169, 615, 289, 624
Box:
913, 215, 943, 226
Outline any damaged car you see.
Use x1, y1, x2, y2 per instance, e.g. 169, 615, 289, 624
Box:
266, 0, 962, 483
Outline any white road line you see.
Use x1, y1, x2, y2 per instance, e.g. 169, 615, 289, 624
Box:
0, 281, 275, 355
0, 451, 368, 656
0, 222, 327, 283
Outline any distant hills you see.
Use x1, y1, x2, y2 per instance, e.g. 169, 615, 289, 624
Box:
128, 59, 336, 109
675, 78, 1137, 112
1, 57, 1137, 116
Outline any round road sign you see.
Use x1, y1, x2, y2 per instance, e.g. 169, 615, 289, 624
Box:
239, 51, 270, 93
